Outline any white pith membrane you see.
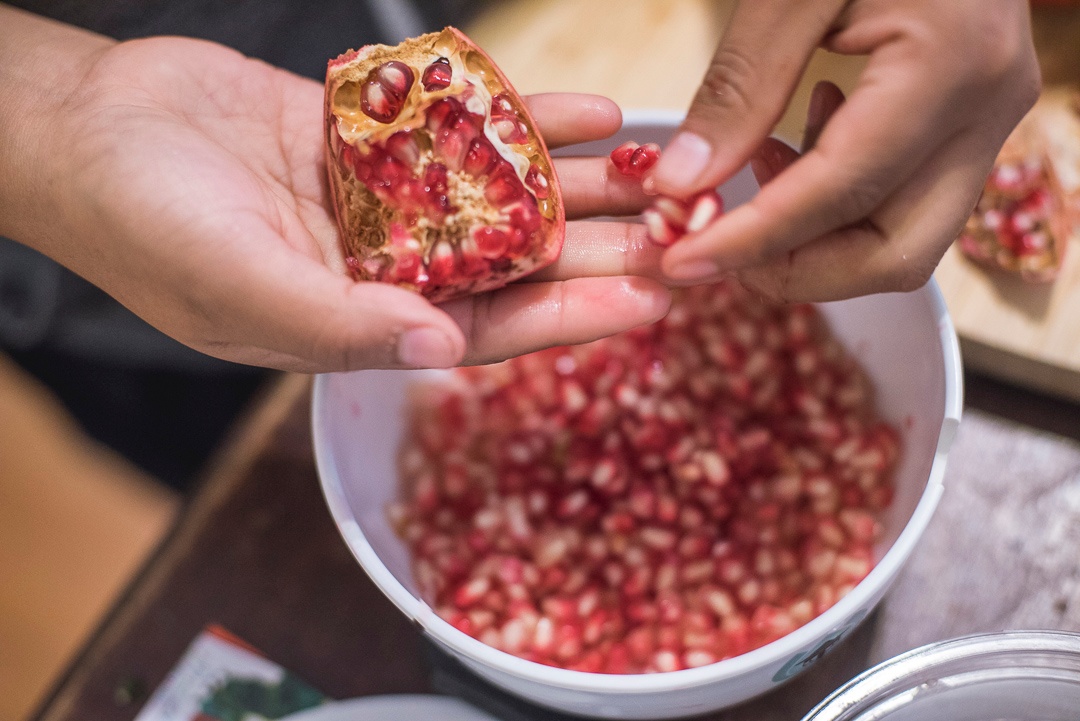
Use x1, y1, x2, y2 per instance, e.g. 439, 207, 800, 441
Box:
326, 29, 560, 302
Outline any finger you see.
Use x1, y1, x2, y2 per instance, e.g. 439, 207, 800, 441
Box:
529, 221, 663, 282
749, 81, 844, 187
801, 80, 845, 153
441, 276, 672, 366
749, 137, 799, 187
661, 56, 962, 280
556, 157, 654, 219
737, 129, 992, 302
185, 246, 467, 372
524, 93, 623, 148
647, 0, 846, 197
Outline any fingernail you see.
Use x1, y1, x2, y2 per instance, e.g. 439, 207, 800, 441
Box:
398, 327, 458, 368
652, 132, 713, 189
667, 259, 719, 282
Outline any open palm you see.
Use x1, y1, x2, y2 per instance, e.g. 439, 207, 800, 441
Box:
50, 37, 668, 371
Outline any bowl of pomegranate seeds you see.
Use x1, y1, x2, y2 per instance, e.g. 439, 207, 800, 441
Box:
312, 113, 964, 719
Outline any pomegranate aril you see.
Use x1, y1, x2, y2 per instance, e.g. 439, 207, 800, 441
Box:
491, 92, 516, 117
463, 137, 498, 177
525, 164, 551, 199
653, 650, 683, 673
506, 201, 542, 235
424, 163, 449, 193
629, 144, 661, 175
425, 96, 463, 131
643, 208, 679, 247
458, 236, 490, 279
685, 191, 724, 233
494, 117, 529, 144
360, 61, 415, 123
395, 279, 896, 673
360, 79, 397, 123
486, 169, 525, 206
473, 226, 511, 260
377, 61, 414, 96
609, 141, 661, 179
427, 241, 457, 286
654, 197, 690, 229
685, 650, 719, 668
454, 576, 491, 607
422, 57, 453, 91
642, 190, 725, 246
434, 121, 478, 171
610, 142, 637, 172
384, 131, 420, 166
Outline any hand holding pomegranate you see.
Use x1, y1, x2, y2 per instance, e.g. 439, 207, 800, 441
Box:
649, 0, 1040, 302
0, 7, 671, 372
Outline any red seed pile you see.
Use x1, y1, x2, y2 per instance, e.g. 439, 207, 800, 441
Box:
389, 282, 898, 674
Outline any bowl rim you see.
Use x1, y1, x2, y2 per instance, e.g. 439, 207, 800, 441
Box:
800, 630, 1080, 720
312, 114, 965, 693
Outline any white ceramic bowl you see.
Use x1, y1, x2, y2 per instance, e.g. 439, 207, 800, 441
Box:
312, 111, 965, 719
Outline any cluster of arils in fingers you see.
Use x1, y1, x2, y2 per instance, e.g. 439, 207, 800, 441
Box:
609, 142, 725, 248
325, 28, 564, 303
390, 281, 898, 674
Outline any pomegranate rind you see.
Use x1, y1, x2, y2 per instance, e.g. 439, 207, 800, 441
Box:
324, 27, 565, 303
958, 87, 1080, 283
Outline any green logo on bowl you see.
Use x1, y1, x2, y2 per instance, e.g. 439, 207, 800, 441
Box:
772, 609, 868, 683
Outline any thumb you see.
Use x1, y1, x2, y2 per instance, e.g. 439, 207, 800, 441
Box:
646, 0, 844, 198
195, 252, 467, 373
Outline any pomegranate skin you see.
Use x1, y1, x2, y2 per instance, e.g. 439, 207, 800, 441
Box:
325, 27, 565, 303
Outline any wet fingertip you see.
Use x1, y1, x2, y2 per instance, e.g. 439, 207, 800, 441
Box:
574, 94, 623, 136
621, 276, 673, 321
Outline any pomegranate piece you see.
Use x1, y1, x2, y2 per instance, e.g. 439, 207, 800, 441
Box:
609, 141, 662, 179
390, 280, 897, 674
325, 28, 565, 303
958, 88, 1080, 283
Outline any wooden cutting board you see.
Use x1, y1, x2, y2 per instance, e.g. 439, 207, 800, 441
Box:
938, 9, 1080, 402
469, 0, 1080, 402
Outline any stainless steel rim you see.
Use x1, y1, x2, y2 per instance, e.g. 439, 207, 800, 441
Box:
803, 631, 1080, 720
